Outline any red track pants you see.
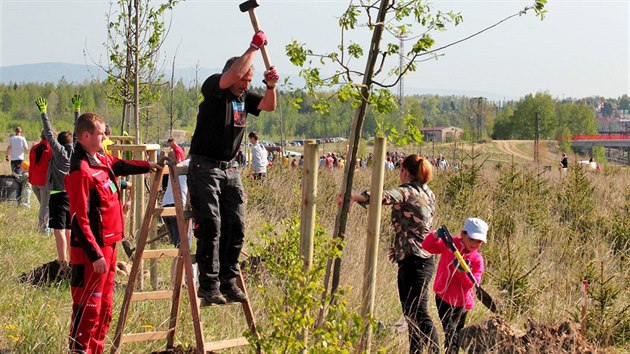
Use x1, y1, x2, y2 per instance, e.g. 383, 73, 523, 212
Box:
69, 244, 116, 354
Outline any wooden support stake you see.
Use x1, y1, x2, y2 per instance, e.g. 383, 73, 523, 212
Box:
299, 141, 318, 352
148, 149, 159, 290
358, 137, 387, 353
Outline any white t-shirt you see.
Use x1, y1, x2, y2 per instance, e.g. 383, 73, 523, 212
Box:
251, 142, 268, 174
162, 159, 189, 207
8, 135, 28, 160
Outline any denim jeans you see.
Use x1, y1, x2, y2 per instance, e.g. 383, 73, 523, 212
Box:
398, 254, 440, 354
188, 155, 245, 289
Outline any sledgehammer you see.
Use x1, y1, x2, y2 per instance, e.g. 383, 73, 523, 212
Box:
239, 0, 272, 70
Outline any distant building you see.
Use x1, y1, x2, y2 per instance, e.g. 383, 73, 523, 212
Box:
419, 126, 463, 142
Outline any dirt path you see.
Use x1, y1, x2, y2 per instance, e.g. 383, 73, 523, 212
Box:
494, 140, 534, 161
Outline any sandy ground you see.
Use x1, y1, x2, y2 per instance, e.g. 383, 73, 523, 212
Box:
494, 140, 536, 161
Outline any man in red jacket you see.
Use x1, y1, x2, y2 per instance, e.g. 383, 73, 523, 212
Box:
167, 138, 185, 163
29, 129, 52, 232
65, 112, 161, 354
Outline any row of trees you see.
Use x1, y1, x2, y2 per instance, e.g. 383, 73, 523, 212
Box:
0, 80, 610, 145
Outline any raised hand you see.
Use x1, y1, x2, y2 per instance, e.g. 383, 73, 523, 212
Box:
263, 66, 279, 88
436, 226, 447, 240
35, 97, 48, 113
250, 30, 267, 50
72, 94, 82, 111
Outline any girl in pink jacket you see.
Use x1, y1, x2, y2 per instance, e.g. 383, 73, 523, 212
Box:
422, 217, 488, 354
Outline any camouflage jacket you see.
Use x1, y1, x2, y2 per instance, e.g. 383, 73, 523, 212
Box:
365, 181, 435, 262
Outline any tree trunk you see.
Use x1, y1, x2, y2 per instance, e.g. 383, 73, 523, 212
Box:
326, 0, 391, 298
133, 0, 140, 144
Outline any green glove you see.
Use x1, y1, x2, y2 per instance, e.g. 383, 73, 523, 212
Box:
72, 94, 82, 111
35, 97, 47, 113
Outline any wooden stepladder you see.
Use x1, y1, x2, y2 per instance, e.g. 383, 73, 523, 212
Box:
111, 156, 260, 353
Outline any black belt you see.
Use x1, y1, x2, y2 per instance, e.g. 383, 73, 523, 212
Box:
191, 155, 236, 170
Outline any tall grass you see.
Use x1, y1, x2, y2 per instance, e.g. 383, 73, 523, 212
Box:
1, 143, 629, 353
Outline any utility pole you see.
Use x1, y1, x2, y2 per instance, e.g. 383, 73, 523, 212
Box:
477, 97, 484, 142
534, 111, 540, 164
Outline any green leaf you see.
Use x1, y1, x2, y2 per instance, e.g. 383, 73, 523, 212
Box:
347, 43, 364, 58
286, 40, 310, 67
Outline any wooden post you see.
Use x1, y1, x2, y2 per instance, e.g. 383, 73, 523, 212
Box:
299, 140, 318, 352
148, 149, 159, 290
134, 151, 144, 288
358, 137, 387, 353
109, 143, 160, 290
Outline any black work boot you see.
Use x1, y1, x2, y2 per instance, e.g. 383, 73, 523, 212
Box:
220, 281, 247, 303
197, 285, 227, 305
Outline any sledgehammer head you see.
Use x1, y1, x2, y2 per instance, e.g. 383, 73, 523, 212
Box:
239, 0, 260, 12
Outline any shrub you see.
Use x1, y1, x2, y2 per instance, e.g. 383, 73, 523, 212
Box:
245, 214, 365, 353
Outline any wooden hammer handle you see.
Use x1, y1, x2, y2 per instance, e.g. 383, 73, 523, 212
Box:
247, 10, 272, 70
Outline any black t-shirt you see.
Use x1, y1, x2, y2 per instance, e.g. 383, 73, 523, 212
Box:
189, 74, 262, 161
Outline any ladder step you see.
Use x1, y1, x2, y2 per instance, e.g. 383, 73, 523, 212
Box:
142, 248, 180, 259
154, 207, 194, 219
131, 290, 173, 301
199, 298, 245, 308
204, 336, 249, 352
121, 330, 171, 343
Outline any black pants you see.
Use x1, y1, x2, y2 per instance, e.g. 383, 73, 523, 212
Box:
188, 156, 245, 290
398, 255, 440, 354
436, 294, 468, 354
10, 159, 22, 174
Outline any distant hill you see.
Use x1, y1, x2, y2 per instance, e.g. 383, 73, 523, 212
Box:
0, 62, 512, 100
0, 62, 299, 89
0, 62, 107, 84
0, 62, 219, 86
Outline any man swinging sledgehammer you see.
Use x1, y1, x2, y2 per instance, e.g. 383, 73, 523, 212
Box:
188, 29, 279, 304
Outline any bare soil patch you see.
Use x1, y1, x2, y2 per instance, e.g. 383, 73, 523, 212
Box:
460, 316, 604, 353
17, 259, 71, 286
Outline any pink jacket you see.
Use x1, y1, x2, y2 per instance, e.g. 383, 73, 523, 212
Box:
422, 230, 484, 310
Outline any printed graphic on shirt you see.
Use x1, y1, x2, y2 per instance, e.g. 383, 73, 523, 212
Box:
232, 101, 247, 127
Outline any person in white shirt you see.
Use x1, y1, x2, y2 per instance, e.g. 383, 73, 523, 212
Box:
6, 126, 29, 173
162, 158, 191, 247
385, 156, 395, 171
437, 154, 448, 170
248, 131, 268, 179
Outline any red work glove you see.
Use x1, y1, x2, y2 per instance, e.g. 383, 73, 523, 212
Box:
263, 66, 279, 87
250, 30, 267, 50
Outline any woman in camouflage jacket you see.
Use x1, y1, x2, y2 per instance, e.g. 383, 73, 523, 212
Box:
350, 154, 439, 354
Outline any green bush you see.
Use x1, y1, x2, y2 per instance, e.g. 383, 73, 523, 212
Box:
245, 215, 366, 353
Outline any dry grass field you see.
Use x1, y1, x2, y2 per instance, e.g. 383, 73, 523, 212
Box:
0, 140, 628, 353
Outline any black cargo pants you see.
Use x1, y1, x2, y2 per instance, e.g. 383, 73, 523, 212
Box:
188, 155, 245, 290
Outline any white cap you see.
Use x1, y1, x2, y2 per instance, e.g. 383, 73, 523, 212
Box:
464, 218, 488, 243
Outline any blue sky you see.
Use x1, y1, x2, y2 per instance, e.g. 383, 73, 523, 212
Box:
0, 0, 628, 99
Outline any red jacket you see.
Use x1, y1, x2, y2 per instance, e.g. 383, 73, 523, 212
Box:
422, 230, 484, 310
173, 144, 185, 163
28, 139, 52, 186
66, 142, 150, 262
